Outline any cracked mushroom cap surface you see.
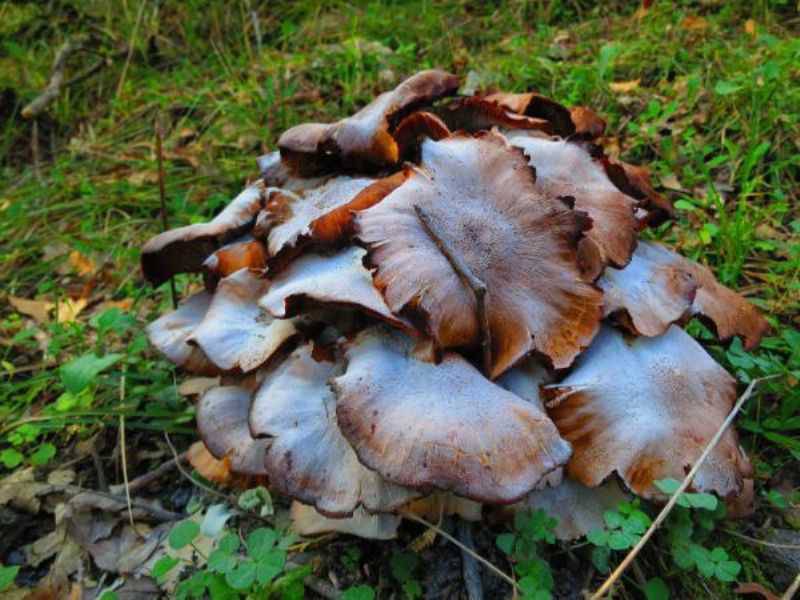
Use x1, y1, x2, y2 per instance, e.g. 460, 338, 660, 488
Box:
544, 325, 752, 499
250, 342, 419, 517
356, 131, 603, 377
332, 327, 572, 504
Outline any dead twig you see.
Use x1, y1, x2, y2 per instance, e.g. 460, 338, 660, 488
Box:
400, 510, 520, 594
22, 38, 84, 119
782, 571, 800, 600
590, 376, 775, 599
414, 204, 492, 374
108, 450, 188, 495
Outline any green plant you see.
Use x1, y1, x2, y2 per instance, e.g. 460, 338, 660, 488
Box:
497, 509, 558, 600
655, 479, 743, 584
154, 517, 305, 599
390, 551, 422, 599
587, 499, 652, 574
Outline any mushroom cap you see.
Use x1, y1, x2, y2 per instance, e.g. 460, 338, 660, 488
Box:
141, 183, 264, 286
250, 342, 419, 517
196, 386, 270, 476
599, 241, 698, 336
259, 246, 411, 330
203, 237, 268, 278
189, 269, 299, 373
263, 176, 375, 256
485, 92, 605, 139
290, 502, 401, 540
544, 325, 752, 499
600, 241, 768, 347
145, 292, 217, 374
435, 96, 554, 134
333, 328, 572, 504
278, 69, 460, 173
508, 133, 639, 272
356, 130, 602, 376
518, 478, 630, 541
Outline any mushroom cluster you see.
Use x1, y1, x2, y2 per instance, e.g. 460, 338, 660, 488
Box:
143, 70, 768, 540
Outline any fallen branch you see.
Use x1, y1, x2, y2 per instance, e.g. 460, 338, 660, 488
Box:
22, 39, 83, 119
590, 376, 775, 599
109, 450, 188, 495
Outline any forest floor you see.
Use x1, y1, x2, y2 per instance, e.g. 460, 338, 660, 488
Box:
0, 1, 798, 599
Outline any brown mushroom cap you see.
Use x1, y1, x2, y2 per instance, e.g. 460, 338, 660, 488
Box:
203, 237, 268, 278
189, 269, 299, 373
435, 96, 554, 135
249, 342, 419, 517
196, 385, 270, 476
544, 325, 752, 499
259, 246, 411, 330
508, 133, 639, 272
485, 92, 606, 139
263, 176, 376, 256
601, 241, 768, 347
141, 183, 265, 286
145, 292, 217, 374
600, 241, 698, 336
518, 478, 630, 541
278, 69, 460, 173
356, 131, 602, 376
333, 328, 572, 504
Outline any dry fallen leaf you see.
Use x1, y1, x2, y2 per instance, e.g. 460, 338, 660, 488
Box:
609, 79, 640, 93
8, 296, 54, 323
68, 250, 96, 276
57, 298, 88, 323
681, 15, 709, 31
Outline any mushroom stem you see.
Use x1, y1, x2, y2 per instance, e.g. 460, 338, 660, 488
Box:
413, 204, 492, 375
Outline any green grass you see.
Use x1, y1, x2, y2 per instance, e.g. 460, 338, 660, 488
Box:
0, 1, 798, 597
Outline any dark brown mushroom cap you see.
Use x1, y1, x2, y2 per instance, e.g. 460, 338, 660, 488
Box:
278, 70, 460, 173
189, 269, 299, 373
605, 160, 675, 225
435, 96, 554, 135
519, 478, 630, 541
601, 241, 768, 347
508, 133, 639, 272
259, 246, 411, 330
145, 292, 217, 374
196, 385, 270, 476
332, 328, 572, 504
600, 241, 698, 336
544, 325, 752, 499
141, 183, 265, 286
485, 92, 606, 139
203, 237, 268, 278
356, 131, 603, 376
249, 342, 418, 517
